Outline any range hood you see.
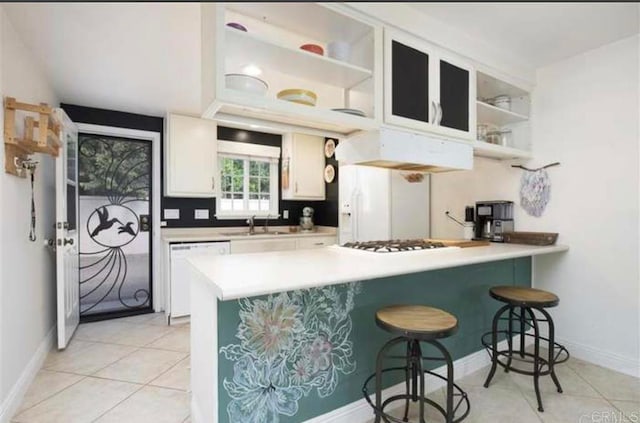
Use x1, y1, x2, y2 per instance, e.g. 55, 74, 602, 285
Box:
335, 127, 474, 172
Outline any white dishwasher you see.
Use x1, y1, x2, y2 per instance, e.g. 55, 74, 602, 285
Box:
169, 241, 230, 318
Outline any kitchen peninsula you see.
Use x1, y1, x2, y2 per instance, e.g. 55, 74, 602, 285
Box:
188, 242, 568, 423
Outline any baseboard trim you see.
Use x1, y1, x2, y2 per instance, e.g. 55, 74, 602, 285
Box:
0, 326, 55, 423
304, 337, 517, 423
556, 336, 640, 378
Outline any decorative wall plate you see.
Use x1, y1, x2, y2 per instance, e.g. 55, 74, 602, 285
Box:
324, 138, 336, 158
324, 164, 335, 183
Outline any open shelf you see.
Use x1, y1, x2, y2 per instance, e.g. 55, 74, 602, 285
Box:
226, 28, 373, 89
477, 100, 529, 126
226, 3, 372, 45
473, 140, 532, 160
205, 89, 378, 135
477, 71, 530, 100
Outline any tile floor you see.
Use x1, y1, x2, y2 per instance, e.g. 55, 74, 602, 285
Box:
12, 313, 640, 423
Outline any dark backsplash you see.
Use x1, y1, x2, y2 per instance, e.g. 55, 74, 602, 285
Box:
61, 104, 338, 228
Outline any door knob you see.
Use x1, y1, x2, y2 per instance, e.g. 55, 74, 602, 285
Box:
60, 238, 74, 246
44, 238, 56, 251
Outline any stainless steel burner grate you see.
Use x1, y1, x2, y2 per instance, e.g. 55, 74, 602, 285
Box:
342, 239, 447, 252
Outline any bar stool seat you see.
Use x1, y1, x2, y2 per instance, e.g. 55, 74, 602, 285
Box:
489, 286, 559, 307
363, 305, 470, 423
482, 285, 569, 413
376, 305, 458, 339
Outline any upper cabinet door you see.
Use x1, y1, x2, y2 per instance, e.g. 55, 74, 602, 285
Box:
384, 30, 439, 132
439, 60, 469, 132
281, 133, 326, 201
391, 40, 429, 123
384, 29, 475, 141
435, 54, 475, 140
165, 114, 218, 198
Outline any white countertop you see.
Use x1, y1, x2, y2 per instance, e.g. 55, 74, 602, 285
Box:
161, 225, 337, 243
188, 243, 569, 301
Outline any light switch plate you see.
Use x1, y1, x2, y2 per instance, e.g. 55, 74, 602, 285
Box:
283, 210, 289, 219
195, 209, 210, 220
164, 209, 180, 220
160, 221, 167, 227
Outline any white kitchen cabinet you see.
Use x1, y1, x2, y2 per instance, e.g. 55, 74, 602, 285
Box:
474, 69, 532, 160
200, 3, 382, 135
384, 28, 476, 141
281, 133, 326, 201
296, 236, 336, 249
230, 238, 298, 254
230, 234, 337, 254
164, 114, 218, 197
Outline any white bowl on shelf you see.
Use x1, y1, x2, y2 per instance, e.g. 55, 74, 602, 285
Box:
327, 41, 350, 61
225, 74, 268, 96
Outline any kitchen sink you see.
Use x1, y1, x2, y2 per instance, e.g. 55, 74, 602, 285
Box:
219, 230, 289, 237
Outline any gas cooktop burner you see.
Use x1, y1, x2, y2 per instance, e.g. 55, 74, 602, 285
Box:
342, 239, 447, 253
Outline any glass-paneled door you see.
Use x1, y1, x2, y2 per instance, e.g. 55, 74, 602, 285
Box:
77, 133, 153, 320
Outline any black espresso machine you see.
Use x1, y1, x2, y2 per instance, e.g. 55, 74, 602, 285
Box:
475, 201, 514, 242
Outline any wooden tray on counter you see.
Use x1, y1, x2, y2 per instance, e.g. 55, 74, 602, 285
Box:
502, 232, 558, 246
425, 239, 491, 248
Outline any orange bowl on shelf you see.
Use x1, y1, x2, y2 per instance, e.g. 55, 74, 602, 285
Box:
299, 44, 324, 56
277, 89, 317, 106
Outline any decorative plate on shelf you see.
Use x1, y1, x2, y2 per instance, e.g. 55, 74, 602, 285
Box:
324, 164, 335, 183
331, 108, 366, 117
324, 138, 336, 158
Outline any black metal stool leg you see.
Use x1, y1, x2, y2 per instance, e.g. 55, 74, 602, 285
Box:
428, 339, 457, 423
504, 306, 515, 372
540, 308, 563, 394
374, 342, 384, 423
519, 306, 526, 358
525, 307, 544, 412
416, 342, 426, 423
402, 342, 411, 422
484, 304, 510, 388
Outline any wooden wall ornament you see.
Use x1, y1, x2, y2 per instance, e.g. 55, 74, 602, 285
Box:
3, 97, 61, 177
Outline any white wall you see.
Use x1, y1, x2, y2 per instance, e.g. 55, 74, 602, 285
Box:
431, 35, 640, 376
347, 3, 536, 87
0, 5, 58, 420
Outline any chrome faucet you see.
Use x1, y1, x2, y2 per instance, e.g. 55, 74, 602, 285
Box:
246, 215, 256, 235
263, 214, 271, 233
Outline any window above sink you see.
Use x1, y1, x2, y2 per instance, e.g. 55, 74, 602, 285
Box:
215, 140, 280, 219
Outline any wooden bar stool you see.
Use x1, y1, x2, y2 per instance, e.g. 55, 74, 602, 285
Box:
482, 286, 570, 412
363, 305, 470, 423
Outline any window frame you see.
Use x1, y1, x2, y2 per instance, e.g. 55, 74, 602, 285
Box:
215, 152, 280, 220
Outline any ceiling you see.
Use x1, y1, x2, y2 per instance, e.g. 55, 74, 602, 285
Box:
3, 3, 201, 116
410, 2, 639, 69
3, 3, 638, 118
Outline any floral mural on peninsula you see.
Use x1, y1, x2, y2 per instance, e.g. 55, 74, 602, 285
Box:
220, 282, 362, 422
